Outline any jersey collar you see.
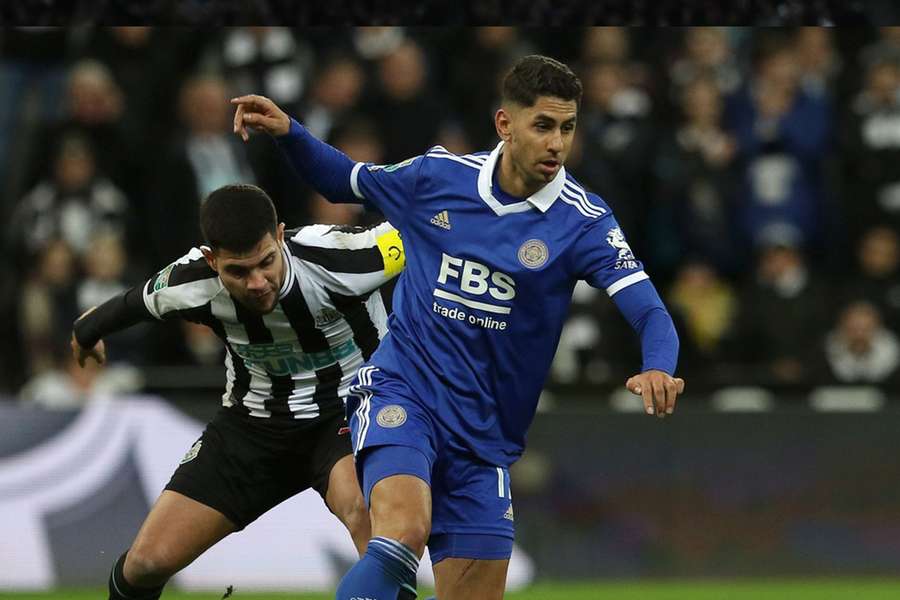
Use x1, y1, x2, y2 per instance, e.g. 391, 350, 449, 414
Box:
477, 141, 567, 216
278, 241, 294, 299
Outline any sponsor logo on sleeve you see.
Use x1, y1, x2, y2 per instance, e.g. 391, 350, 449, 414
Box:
606, 227, 639, 269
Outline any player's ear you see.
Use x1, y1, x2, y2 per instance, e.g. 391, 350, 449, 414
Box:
495, 107, 512, 142
200, 245, 218, 272
276, 222, 285, 244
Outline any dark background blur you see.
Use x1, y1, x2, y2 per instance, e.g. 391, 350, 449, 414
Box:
2, 26, 900, 410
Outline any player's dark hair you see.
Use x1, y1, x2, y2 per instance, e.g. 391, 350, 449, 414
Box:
502, 55, 582, 108
200, 184, 277, 253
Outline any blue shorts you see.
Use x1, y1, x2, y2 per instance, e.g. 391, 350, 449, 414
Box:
347, 366, 515, 562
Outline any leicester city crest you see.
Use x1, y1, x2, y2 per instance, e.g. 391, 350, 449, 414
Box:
517, 239, 549, 269
376, 405, 407, 428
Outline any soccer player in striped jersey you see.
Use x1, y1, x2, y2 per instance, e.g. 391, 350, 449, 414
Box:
71, 183, 405, 600
234, 55, 684, 600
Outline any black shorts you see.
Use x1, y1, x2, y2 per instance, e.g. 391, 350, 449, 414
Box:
166, 407, 352, 530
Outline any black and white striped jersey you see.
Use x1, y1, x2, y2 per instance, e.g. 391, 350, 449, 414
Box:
141, 222, 404, 422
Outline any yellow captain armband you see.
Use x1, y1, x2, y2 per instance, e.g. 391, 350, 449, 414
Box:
376, 228, 405, 277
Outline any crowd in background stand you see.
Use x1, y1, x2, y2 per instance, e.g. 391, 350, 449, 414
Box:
2, 26, 900, 406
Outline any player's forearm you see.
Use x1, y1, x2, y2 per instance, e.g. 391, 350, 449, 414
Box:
612, 281, 679, 375
73, 286, 155, 348
275, 118, 361, 204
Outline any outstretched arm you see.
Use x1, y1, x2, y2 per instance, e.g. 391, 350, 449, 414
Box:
231, 94, 360, 204
71, 287, 155, 367
612, 280, 684, 418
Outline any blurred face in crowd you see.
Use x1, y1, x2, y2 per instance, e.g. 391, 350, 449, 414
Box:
758, 245, 803, 282
475, 26, 517, 49
682, 78, 722, 126
495, 95, 577, 197
794, 27, 834, 72
838, 302, 881, 353
686, 27, 730, 67
180, 77, 231, 135
584, 62, 624, 111
379, 42, 427, 101
68, 61, 123, 125
859, 226, 900, 278
757, 48, 800, 93
314, 59, 364, 111
54, 139, 96, 192
866, 62, 900, 105
582, 27, 629, 63
84, 234, 126, 281
203, 224, 286, 315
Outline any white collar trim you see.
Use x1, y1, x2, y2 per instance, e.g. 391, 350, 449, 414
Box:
476, 141, 566, 216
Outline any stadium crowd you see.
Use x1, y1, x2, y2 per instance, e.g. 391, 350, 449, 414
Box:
2, 26, 900, 404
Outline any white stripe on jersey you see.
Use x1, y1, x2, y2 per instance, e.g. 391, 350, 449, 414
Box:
606, 270, 650, 297
562, 181, 606, 217
262, 307, 322, 419
426, 151, 483, 170
211, 294, 273, 418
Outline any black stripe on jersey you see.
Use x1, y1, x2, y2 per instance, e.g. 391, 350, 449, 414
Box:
166, 257, 218, 288
232, 298, 294, 419
176, 302, 251, 416
287, 241, 384, 274
278, 279, 343, 414
326, 289, 380, 361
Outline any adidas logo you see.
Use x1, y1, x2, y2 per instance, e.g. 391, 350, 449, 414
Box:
503, 503, 514, 521
430, 210, 451, 230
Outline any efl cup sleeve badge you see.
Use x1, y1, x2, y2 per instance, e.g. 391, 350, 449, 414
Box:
517, 239, 549, 269
180, 439, 202, 464
376, 405, 407, 428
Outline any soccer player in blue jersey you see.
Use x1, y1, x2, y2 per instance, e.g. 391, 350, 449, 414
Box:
233, 54, 684, 600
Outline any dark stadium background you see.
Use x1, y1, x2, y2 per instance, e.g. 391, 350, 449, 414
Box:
1, 25, 900, 597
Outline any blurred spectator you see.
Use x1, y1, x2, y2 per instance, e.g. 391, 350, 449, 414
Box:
577, 59, 656, 260
300, 54, 366, 142
848, 226, 900, 332
667, 261, 738, 378
362, 40, 444, 161
840, 53, 900, 240
654, 75, 740, 275
822, 301, 900, 385
309, 118, 384, 225
81, 28, 208, 145
447, 27, 536, 149
7, 134, 131, 274
668, 27, 742, 98
0, 28, 69, 203
352, 26, 406, 61
149, 75, 255, 264
793, 27, 841, 99
734, 227, 828, 385
725, 32, 832, 254
20, 60, 133, 205
18, 239, 79, 378
213, 27, 312, 118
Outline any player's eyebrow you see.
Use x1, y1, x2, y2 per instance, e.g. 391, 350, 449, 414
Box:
534, 114, 577, 126
224, 250, 277, 275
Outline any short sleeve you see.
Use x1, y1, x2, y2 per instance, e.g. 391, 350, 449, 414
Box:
574, 215, 649, 297
350, 155, 423, 229
143, 248, 222, 320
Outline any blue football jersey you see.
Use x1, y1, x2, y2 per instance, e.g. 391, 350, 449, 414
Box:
347, 143, 653, 466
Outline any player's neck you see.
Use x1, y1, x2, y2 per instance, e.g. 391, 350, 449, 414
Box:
497, 150, 545, 199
